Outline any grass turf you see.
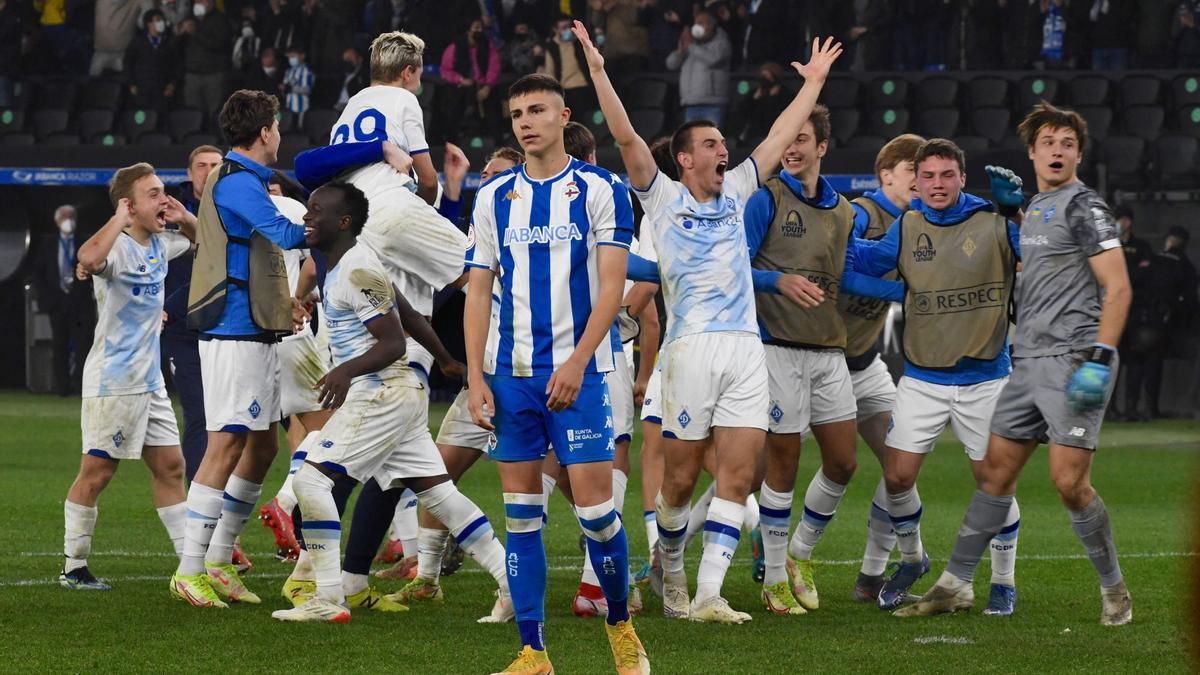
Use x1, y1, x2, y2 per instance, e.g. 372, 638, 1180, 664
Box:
1, 390, 1196, 673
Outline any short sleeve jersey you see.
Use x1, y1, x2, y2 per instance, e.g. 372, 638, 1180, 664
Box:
331, 85, 429, 155
465, 158, 634, 377
632, 159, 760, 343
1013, 181, 1121, 357
82, 231, 192, 397
321, 244, 412, 385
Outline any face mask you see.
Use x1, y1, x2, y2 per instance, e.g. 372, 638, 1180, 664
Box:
242, 25, 254, 38
151, 19, 166, 33
691, 24, 707, 39
559, 29, 573, 42
595, 33, 606, 47
58, 218, 75, 235
264, 65, 277, 75
193, 3, 207, 18
288, 56, 300, 67
344, 60, 357, 73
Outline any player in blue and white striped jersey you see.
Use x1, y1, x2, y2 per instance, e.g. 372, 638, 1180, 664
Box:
463, 73, 648, 675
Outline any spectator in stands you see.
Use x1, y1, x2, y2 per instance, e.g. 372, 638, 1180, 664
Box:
728, 61, 789, 143
805, 0, 854, 69
32, 205, 95, 396
183, 0, 232, 121
91, 0, 149, 75
0, 0, 22, 107
588, 0, 650, 75
495, 0, 547, 38
282, 46, 315, 122
503, 20, 542, 76
666, 9, 732, 126
245, 46, 284, 96
646, 0, 689, 69
439, 17, 502, 142
1088, 0, 1136, 70
261, 0, 303, 54
40, 0, 89, 74
158, 0, 192, 28
1135, 0, 1177, 67
850, 0, 894, 70
707, 0, 744, 67
335, 46, 369, 110
541, 15, 597, 116
1143, 226, 1199, 418
126, 9, 178, 112
1111, 205, 1156, 421
232, 9, 262, 77
1174, 2, 1200, 67
303, 0, 355, 76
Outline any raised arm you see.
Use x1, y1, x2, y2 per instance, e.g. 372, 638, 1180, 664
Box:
572, 20, 657, 190
77, 200, 132, 275
749, 37, 842, 184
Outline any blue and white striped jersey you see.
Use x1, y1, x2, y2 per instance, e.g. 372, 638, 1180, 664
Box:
465, 158, 634, 377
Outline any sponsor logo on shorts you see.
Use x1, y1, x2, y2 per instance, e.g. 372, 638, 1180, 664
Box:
1069, 426, 1086, 437
320, 439, 334, 448
677, 409, 691, 429
112, 430, 125, 448
566, 427, 604, 451
912, 232, 936, 262
769, 403, 784, 424
248, 399, 262, 419
911, 282, 1006, 315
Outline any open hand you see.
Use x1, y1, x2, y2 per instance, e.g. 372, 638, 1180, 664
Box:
777, 273, 825, 308
382, 142, 413, 175
315, 364, 352, 409
571, 20, 605, 72
545, 360, 583, 412
791, 36, 843, 84
467, 378, 496, 430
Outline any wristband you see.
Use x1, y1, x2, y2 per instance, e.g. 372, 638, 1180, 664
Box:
1087, 343, 1115, 366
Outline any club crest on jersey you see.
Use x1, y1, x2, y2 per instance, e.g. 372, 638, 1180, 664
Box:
912, 232, 936, 262
562, 181, 580, 201
1043, 205, 1056, 222
504, 222, 582, 246
465, 225, 475, 249
962, 235, 977, 257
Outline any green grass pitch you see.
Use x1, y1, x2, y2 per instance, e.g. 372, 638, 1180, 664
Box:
1, 390, 1196, 673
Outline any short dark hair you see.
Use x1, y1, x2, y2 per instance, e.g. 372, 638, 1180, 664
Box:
508, 73, 565, 102
142, 8, 164, 25
219, 90, 280, 149
563, 121, 596, 162
808, 103, 831, 146
1017, 101, 1089, 152
914, 138, 966, 174
649, 136, 677, 181
322, 182, 370, 235
669, 119, 719, 169
188, 144, 223, 167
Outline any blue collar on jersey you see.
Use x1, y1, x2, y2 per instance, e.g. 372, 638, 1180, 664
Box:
912, 191, 993, 226
224, 149, 273, 184
862, 188, 903, 218
777, 170, 839, 209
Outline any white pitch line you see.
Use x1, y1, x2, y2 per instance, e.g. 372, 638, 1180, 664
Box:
913, 636, 974, 645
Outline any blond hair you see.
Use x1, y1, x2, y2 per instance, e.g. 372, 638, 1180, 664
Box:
109, 162, 156, 207
370, 31, 425, 83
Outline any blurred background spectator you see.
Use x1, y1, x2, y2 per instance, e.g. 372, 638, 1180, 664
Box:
540, 15, 597, 119
727, 60, 788, 144
126, 8, 179, 112
335, 45, 369, 110
183, 0, 231, 121
283, 45, 314, 121
32, 205, 95, 397
667, 9, 731, 125
437, 17, 501, 143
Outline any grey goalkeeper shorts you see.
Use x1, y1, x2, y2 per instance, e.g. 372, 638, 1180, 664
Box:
989, 351, 1118, 451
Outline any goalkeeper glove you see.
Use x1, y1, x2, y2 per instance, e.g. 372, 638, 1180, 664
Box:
1066, 344, 1115, 412
985, 165, 1024, 211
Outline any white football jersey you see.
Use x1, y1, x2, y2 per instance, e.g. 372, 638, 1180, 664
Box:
331, 85, 429, 155
322, 244, 413, 386
272, 195, 309, 298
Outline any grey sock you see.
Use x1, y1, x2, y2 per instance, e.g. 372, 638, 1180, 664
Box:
945, 491, 1014, 582
1069, 494, 1123, 588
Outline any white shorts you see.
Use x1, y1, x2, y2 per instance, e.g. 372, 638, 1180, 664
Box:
82, 388, 180, 460
885, 376, 1008, 461
435, 387, 493, 453
278, 328, 332, 417
405, 339, 435, 388
305, 378, 447, 487
764, 345, 857, 434
350, 165, 467, 293
199, 339, 282, 432
608, 351, 635, 443
660, 332, 770, 440
850, 354, 897, 420
640, 365, 662, 424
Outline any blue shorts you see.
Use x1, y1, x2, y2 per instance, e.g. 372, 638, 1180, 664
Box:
489, 373, 614, 466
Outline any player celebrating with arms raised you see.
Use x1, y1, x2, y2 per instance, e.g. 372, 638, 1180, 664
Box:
897, 103, 1133, 625
464, 73, 647, 675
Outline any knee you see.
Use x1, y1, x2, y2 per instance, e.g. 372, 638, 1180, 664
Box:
883, 470, 914, 495
152, 456, 185, 485
75, 467, 114, 498
823, 456, 857, 485
1052, 474, 1094, 510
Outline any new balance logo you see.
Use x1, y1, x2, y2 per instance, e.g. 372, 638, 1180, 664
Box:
1069, 427, 1086, 437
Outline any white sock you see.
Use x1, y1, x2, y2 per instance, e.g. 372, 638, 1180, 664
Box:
293, 466, 342, 603
419, 481, 507, 588
887, 486, 925, 564
990, 498, 1020, 586
643, 510, 659, 558
684, 483, 716, 549
758, 483, 793, 586
611, 469, 628, 517
416, 527, 450, 583
64, 501, 97, 573
278, 434, 319, 513
581, 547, 600, 587
540, 472, 557, 522
179, 482, 223, 575
341, 570, 369, 596
936, 569, 970, 591
742, 493, 760, 531
654, 493, 689, 584
788, 469, 846, 560
696, 497, 743, 604
860, 478, 896, 577
156, 502, 187, 558
391, 488, 419, 557
292, 549, 314, 581
205, 475, 262, 566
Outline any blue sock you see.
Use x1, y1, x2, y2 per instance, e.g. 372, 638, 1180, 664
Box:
505, 493, 547, 650
577, 499, 630, 625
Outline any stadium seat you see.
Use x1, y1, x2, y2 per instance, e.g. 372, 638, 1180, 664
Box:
1121, 105, 1165, 142
1153, 135, 1198, 187
81, 79, 123, 111
829, 107, 860, 146
1099, 135, 1145, 182
464, 135, 496, 158
970, 106, 1011, 145
137, 132, 173, 147
967, 76, 1010, 109
1077, 106, 1113, 142
275, 109, 297, 135
0, 108, 24, 135
846, 135, 886, 153
281, 131, 308, 148
623, 77, 669, 111
310, 78, 343, 109
1169, 74, 1200, 109
78, 109, 115, 141
630, 108, 665, 140
8, 80, 32, 112
1, 132, 33, 145
32, 109, 69, 140
955, 135, 989, 152
1018, 75, 1060, 109
867, 77, 908, 108
584, 109, 614, 146
167, 108, 204, 142
1067, 75, 1110, 107
33, 80, 78, 111
916, 77, 959, 109
1118, 76, 1162, 109
181, 133, 218, 147
303, 108, 340, 144
868, 108, 909, 139
89, 132, 126, 146
1176, 106, 1200, 138
44, 132, 81, 146
998, 134, 1026, 151
821, 76, 860, 109
917, 107, 959, 139
121, 109, 159, 140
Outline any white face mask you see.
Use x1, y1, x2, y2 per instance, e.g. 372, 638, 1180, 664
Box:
242, 25, 254, 38
151, 19, 166, 33
58, 218, 76, 235
193, 3, 207, 18
288, 56, 300, 68
264, 66, 277, 75
691, 24, 706, 39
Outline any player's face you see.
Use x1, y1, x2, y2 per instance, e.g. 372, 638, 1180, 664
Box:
129, 174, 171, 233
188, 151, 222, 193
302, 186, 346, 249
509, 91, 569, 156
881, 160, 918, 208
263, 119, 281, 165
1027, 125, 1080, 189
480, 157, 518, 182
781, 121, 826, 179
915, 155, 964, 210
677, 126, 729, 193
401, 63, 422, 92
